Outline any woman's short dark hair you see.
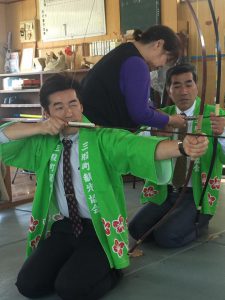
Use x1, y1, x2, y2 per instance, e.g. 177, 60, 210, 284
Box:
166, 63, 197, 87
133, 25, 182, 64
40, 73, 83, 112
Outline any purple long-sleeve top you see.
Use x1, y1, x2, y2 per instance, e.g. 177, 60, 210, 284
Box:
120, 56, 169, 128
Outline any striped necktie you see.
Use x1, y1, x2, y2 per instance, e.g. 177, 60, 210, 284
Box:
62, 138, 83, 237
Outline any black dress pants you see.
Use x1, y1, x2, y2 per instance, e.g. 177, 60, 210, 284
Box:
16, 218, 122, 300
129, 187, 212, 248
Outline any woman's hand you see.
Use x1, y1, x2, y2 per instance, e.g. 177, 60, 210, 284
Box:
168, 114, 187, 129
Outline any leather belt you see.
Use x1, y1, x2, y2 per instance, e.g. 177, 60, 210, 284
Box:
168, 185, 193, 194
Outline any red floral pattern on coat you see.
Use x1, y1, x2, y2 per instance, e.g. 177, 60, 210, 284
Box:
102, 218, 111, 236
143, 186, 159, 197
209, 176, 221, 190
29, 216, 39, 233
30, 235, 41, 250
112, 239, 125, 257
208, 192, 216, 206
112, 215, 125, 233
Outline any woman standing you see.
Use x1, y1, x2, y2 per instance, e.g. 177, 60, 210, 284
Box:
82, 25, 186, 129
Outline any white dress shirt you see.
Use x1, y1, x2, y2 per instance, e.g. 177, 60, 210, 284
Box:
174, 101, 225, 186
175, 101, 225, 151
0, 129, 90, 219
55, 133, 90, 218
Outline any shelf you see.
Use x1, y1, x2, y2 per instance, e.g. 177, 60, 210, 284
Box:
0, 88, 40, 93
1, 118, 41, 122
0, 104, 41, 107
0, 71, 42, 77
0, 69, 89, 77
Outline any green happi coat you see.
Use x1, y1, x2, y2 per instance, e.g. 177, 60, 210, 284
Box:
0, 116, 173, 269
141, 98, 225, 215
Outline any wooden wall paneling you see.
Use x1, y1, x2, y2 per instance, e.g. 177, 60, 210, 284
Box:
104, 0, 120, 38
177, 2, 190, 58
222, 59, 225, 108
186, 2, 213, 56
178, 2, 207, 101
3, 0, 224, 106
201, 0, 225, 107
5, 2, 21, 50
177, 1, 225, 107
161, 0, 178, 31
215, 0, 225, 106
0, 4, 7, 72
189, 2, 215, 104
0, 4, 7, 45
5, 0, 37, 51
4, 0, 120, 68
4, 0, 181, 54
20, 0, 37, 20
215, 0, 225, 53
195, 60, 216, 105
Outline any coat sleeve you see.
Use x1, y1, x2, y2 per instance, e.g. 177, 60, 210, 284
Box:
0, 135, 42, 172
98, 129, 173, 185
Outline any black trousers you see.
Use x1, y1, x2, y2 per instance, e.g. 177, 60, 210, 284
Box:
16, 218, 122, 300
129, 187, 212, 248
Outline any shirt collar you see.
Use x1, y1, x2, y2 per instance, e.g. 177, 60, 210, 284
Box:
176, 100, 196, 117
60, 132, 79, 143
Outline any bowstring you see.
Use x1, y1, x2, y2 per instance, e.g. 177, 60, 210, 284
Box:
70, 0, 96, 88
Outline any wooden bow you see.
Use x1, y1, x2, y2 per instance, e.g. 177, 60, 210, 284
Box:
128, 0, 208, 256
195, 0, 222, 229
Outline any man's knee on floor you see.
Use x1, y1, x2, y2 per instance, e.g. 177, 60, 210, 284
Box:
153, 229, 188, 248
54, 275, 87, 300
128, 220, 138, 240
128, 219, 147, 240
55, 269, 122, 300
16, 272, 52, 298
